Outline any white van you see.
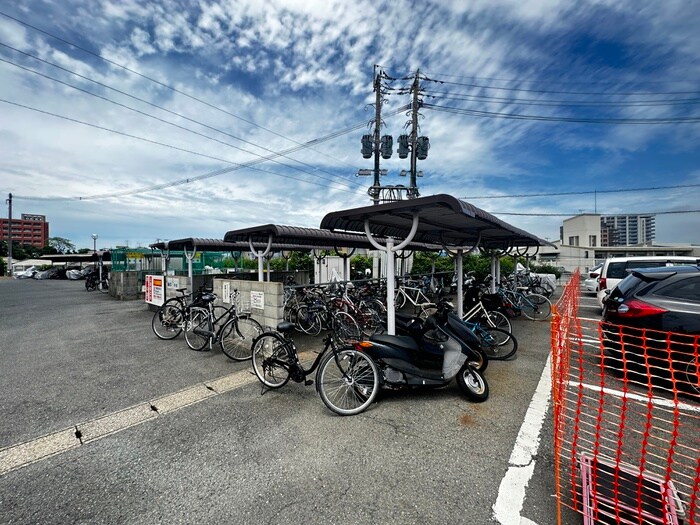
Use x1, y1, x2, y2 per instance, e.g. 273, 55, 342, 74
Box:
596, 255, 699, 307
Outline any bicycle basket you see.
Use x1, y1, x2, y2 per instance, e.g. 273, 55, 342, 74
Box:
481, 293, 503, 310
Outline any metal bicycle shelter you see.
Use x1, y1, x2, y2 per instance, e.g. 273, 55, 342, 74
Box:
149, 234, 432, 284
151, 196, 549, 332
320, 194, 552, 335
222, 224, 440, 282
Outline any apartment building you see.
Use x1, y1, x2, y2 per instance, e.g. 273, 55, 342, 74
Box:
0, 214, 50, 248
540, 213, 697, 274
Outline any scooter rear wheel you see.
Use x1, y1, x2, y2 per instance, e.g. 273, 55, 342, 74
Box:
456, 365, 489, 402
316, 348, 379, 416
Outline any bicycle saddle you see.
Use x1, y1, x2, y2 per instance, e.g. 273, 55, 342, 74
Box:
276, 321, 295, 333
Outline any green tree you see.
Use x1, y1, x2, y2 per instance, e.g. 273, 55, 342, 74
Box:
9, 242, 28, 261
350, 254, 373, 279
288, 251, 313, 272
48, 237, 75, 254
0, 256, 5, 276
411, 251, 454, 275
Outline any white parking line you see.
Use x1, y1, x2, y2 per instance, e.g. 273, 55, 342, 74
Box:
492, 354, 551, 525
567, 381, 700, 414
0, 368, 256, 476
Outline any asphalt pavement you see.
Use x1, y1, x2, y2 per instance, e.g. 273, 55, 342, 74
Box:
0, 278, 568, 524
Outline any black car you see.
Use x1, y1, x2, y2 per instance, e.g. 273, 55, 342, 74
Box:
601, 265, 700, 397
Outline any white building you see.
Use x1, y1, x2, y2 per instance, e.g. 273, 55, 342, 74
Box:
538, 214, 700, 274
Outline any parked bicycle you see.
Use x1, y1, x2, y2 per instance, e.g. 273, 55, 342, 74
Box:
461, 318, 518, 360
185, 290, 263, 360
394, 279, 437, 318
85, 269, 109, 293
500, 287, 552, 321
251, 321, 379, 416
462, 299, 512, 333
151, 285, 219, 340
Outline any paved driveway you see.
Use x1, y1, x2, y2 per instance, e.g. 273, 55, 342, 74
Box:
0, 279, 563, 524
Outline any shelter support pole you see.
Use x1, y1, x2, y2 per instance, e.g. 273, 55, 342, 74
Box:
249, 235, 273, 282
455, 250, 463, 317
364, 214, 419, 335
496, 257, 501, 289
98, 255, 103, 290
184, 247, 197, 285
385, 237, 396, 335
490, 255, 497, 293
344, 256, 351, 282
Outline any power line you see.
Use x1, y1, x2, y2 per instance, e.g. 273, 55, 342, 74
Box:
419, 68, 698, 87
421, 89, 700, 107
0, 98, 364, 200
421, 75, 700, 97
0, 52, 366, 193
461, 183, 700, 200
0, 9, 357, 169
423, 102, 700, 124
6, 98, 409, 201
0, 42, 367, 189
491, 209, 700, 217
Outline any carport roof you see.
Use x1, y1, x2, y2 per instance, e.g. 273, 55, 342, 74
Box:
148, 236, 375, 253
320, 194, 553, 250
150, 238, 240, 252
39, 251, 111, 263
223, 224, 440, 251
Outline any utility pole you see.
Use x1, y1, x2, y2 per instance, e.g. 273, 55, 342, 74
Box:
409, 69, 420, 199
371, 67, 383, 205
5, 193, 12, 277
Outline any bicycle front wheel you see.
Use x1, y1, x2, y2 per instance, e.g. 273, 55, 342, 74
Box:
478, 327, 518, 360
251, 333, 292, 389
316, 348, 379, 416
219, 316, 263, 361
295, 305, 322, 336
331, 311, 361, 344
98, 280, 109, 293
520, 294, 552, 321
152, 301, 184, 340
184, 307, 211, 351
357, 304, 382, 337
486, 310, 512, 333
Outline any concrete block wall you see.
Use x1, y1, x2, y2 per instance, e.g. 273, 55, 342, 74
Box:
213, 278, 283, 330
110, 271, 141, 301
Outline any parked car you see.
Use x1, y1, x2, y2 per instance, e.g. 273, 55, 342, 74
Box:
601, 265, 700, 396
14, 266, 36, 279
596, 255, 700, 307
583, 262, 603, 293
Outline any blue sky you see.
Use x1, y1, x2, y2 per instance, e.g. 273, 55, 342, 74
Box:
1, 0, 699, 250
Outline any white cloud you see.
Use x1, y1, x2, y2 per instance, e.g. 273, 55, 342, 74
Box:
1, 0, 700, 249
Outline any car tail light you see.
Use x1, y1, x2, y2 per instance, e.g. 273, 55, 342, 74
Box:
617, 299, 667, 318
599, 277, 607, 290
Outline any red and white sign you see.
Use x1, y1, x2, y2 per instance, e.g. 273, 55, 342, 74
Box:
145, 275, 165, 306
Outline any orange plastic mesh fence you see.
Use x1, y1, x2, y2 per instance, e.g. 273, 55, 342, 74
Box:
552, 270, 699, 525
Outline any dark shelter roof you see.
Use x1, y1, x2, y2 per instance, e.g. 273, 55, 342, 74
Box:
39, 251, 111, 263
150, 238, 240, 252
223, 224, 440, 251
149, 237, 364, 254
320, 194, 553, 251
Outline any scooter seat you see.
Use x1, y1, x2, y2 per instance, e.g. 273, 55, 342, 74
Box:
370, 334, 420, 352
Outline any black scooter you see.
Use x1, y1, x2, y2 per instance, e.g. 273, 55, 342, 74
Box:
350, 300, 489, 404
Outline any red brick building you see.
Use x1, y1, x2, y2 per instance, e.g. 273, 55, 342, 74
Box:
0, 214, 50, 248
